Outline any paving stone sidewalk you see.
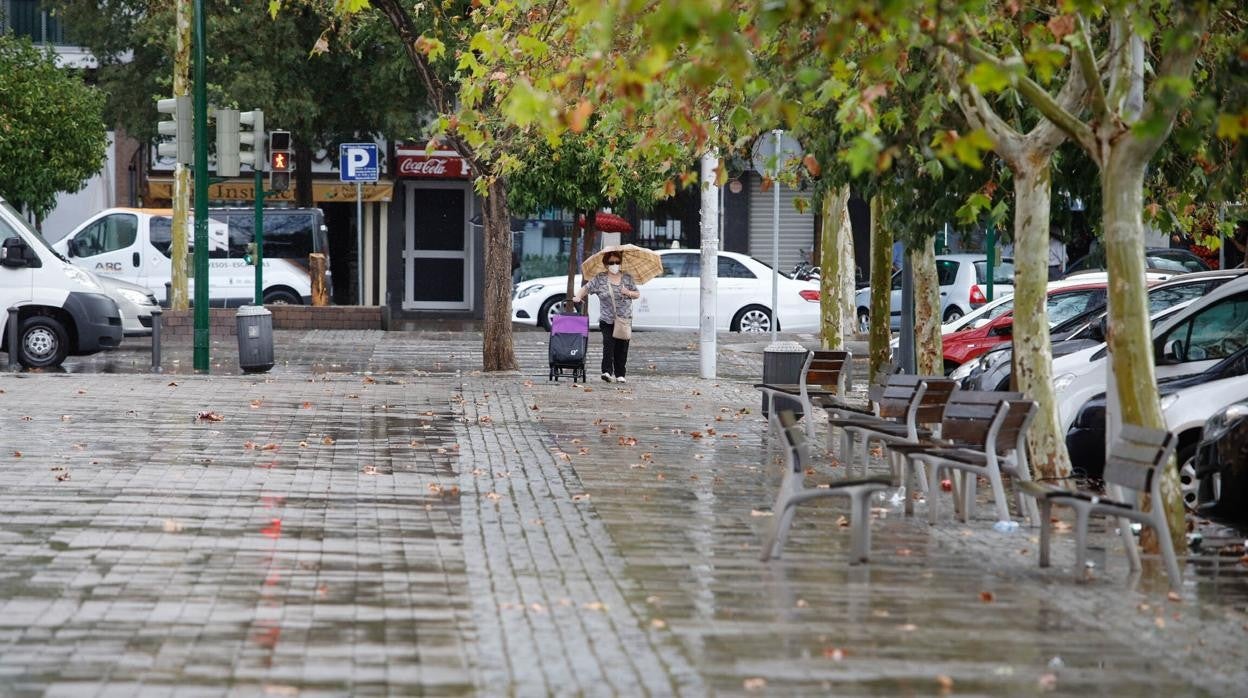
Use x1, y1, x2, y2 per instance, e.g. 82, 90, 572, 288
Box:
0, 329, 1245, 696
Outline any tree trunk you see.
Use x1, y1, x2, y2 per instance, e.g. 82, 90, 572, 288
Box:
867, 196, 893, 384
581, 210, 597, 263
1102, 152, 1184, 549
170, 0, 191, 310
482, 179, 518, 371
911, 238, 942, 376
1011, 165, 1073, 480
819, 186, 851, 350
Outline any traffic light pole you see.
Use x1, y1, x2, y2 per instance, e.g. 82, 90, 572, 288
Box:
192, 0, 209, 372
255, 170, 265, 305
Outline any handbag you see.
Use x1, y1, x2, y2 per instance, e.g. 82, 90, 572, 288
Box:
608, 281, 632, 340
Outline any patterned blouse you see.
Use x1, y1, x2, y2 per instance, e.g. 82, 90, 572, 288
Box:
584, 272, 638, 324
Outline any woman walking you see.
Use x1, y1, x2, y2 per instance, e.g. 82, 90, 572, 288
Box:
573, 250, 639, 382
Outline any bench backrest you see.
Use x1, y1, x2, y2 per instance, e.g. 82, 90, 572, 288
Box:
1104, 424, 1176, 494
876, 374, 957, 424
937, 391, 1038, 456
777, 409, 810, 473
802, 349, 852, 395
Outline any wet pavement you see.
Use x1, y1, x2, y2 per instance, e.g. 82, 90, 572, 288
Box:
2, 329, 1247, 696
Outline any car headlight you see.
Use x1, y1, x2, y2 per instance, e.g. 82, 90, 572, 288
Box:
949, 360, 977, 381
116, 288, 151, 306
983, 349, 1010, 370
1204, 402, 1248, 443
1053, 372, 1077, 394
517, 283, 545, 299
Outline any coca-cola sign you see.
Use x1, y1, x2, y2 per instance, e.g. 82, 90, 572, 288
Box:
394, 147, 471, 179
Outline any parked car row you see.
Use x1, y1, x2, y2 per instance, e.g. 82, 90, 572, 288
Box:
512, 249, 822, 332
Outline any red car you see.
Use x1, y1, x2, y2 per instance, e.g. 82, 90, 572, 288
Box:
941, 282, 1109, 373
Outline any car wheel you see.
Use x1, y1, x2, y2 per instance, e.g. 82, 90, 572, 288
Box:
857, 308, 870, 333
263, 288, 301, 305
733, 305, 772, 333
19, 316, 69, 369
1177, 444, 1200, 512
538, 296, 564, 330
943, 307, 963, 323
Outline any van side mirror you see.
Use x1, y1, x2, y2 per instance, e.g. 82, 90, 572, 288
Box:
1, 237, 29, 268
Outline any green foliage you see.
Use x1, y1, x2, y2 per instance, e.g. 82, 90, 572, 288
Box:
0, 35, 107, 219
49, 0, 427, 158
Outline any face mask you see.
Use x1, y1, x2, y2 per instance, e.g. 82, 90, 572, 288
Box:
608, 263, 621, 274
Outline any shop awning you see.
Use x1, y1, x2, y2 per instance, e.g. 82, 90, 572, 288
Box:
146, 179, 394, 204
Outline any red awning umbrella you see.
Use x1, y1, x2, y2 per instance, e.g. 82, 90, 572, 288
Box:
577, 211, 632, 233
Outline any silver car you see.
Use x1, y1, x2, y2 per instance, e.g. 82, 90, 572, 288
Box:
95, 274, 159, 337
855, 253, 1014, 331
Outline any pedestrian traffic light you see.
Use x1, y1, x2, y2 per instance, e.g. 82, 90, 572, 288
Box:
269, 130, 291, 192
156, 96, 192, 165
215, 108, 241, 177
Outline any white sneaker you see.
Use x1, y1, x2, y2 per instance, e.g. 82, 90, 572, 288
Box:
601, 372, 614, 382
615, 376, 627, 384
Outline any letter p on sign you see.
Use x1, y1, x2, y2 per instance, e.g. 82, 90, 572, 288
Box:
339, 143, 379, 182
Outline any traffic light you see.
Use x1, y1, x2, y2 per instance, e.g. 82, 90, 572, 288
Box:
239, 109, 264, 171
156, 96, 192, 165
217, 108, 265, 178
215, 108, 241, 177
269, 130, 291, 192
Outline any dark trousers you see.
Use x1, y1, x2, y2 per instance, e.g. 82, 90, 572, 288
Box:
599, 321, 630, 377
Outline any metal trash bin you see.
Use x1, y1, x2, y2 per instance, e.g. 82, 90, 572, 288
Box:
236, 305, 274, 373
761, 341, 809, 417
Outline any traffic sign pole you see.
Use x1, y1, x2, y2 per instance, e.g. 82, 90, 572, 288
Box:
339, 143, 380, 306
255, 169, 265, 305
192, 0, 209, 372
356, 181, 363, 304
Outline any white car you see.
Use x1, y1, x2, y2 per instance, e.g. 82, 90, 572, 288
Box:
511, 249, 821, 332
1054, 274, 1248, 432
95, 274, 159, 337
856, 253, 1014, 332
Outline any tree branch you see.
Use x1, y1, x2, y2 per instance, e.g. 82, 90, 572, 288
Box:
942, 50, 1023, 163
1124, 13, 1208, 165
1076, 13, 1112, 123
959, 41, 1097, 156
1025, 52, 1089, 156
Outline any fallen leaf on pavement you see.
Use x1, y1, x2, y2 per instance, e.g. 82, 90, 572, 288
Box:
743, 678, 766, 691
162, 519, 183, 533
486, 491, 503, 501
750, 509, 774, 517
837, 515, 850, 528
1038, 672, 1058, 691
618, 436, 637, 446
936, 675, 954, 693
56, 472, 71, 481
1167, 590, 1182, 602
980, 591, 995, 603
60, 415, 71, 422
12, 451, 20, 458
249, 399, 263, 409
650, 618, 667, 629
321, 436, 335, 445
196, 411, 225, 422
362, 376, 376, 384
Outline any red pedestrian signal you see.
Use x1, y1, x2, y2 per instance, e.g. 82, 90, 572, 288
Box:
271, 151, 290, 172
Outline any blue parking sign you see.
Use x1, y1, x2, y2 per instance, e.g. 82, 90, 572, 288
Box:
339, 143, 379, 182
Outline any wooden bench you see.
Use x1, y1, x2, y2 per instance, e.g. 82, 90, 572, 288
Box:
755, 349, 857, 442
1019, 424, 1182, 591
891, 392, 1038, 525
825, 375, 958, 477
759, 409, 892, 563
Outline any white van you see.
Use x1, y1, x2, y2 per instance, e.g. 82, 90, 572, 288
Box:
54, 207, 331, 306
0, 195, 123, 368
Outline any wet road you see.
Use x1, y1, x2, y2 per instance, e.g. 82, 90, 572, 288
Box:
1, 329, 1246, 696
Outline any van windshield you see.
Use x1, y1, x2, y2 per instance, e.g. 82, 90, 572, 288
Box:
0, 200, 70, 263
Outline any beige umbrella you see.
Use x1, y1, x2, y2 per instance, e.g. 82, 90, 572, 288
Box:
581, 244, 664, 284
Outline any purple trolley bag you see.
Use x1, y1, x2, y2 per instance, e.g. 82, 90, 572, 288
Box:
549, 311, 590, 382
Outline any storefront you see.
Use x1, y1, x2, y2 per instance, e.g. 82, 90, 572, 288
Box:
387, 145, 482, 316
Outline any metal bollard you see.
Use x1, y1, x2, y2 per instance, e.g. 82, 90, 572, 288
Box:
150, 308, 163, 373
6, 306, 18, 371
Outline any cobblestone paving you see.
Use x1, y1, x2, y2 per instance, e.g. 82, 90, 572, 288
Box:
1, 329, 1246, 696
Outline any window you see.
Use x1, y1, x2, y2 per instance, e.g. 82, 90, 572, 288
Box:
973, 260, 1014, 285
1150, 251, 1208, 272
1148, 283, 1208, 314
661, 253, 696, 278
73, 214, 137, 257
938, 260, 961, 286
150, 215, 227, 258
718, 257, 755, 279
1163, 294, 1248, 362
1047, 290, 1097, 326
890, 270, 903, 291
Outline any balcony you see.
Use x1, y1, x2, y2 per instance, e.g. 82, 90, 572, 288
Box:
1, 0, 97, 68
